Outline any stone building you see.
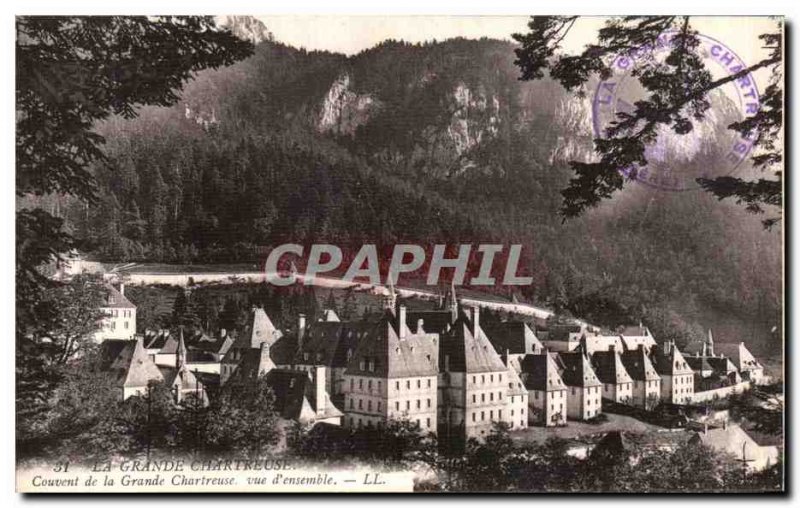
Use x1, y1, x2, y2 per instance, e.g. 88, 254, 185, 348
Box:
621, 346, 662, 409
438, 307, 520, 439
518, 352, 568, 426
342, 307, 439, 432
650, 341, 695, 404
558, 351, 603, 420
95, 283, 136, 342
591, 347, 634, 405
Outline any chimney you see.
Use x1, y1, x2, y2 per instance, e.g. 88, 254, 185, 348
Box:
220, 328, 227, 338
297, 314, 306, 347
119, 282, 125, 296
472, 306, 480, 337
503, 348, 511, 366
313, 366, 326, 416
703, 423, 708, 435
664, 341, 670, 355
444, 354, 450, 372
609, 344, 615, 354
398, 305, 407, 339
417, 319, 425, 334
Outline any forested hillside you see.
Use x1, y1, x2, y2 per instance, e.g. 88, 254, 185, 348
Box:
25, 25, 781, 353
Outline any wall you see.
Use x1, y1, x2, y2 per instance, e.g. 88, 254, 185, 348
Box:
690, 381, 751, 403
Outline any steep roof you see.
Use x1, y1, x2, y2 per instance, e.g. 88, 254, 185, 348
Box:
265, 369, 343, 421
439, 313, 507, 374
102, 284, 136, 309
650, 344, 694, 376
345, 312, 439, 379
160, 334, 179, 354
144, 330, 171, 350
707, 356, 738, 375
482, 321, 543, 356
296, 320, 372, 368
320, 309, 340, 322
98, 339, 132, 370
713, 343, 763, 371
505, 363, 528, 396
591, 350, 634, 384
108, 338, 164, 388
686, 355, 715, 373
230, 344, 277, 380
620, 348, 660, 381
246, 307, 281, 347
558, 352, 602, 387
406, 310, 455, 335
518, 353, 566, 392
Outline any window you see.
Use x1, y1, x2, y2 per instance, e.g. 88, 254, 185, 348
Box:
427, 399, 431, 408
350, 379, 354, 390
498, 410, 502, 419
368, 400, 372, 411
427, 379, 431, 388
426, 418, 430, 428
472, 394, 476, 403
481, 411, 485, 421
124, 321, 129, 330
395, 401, 399, 411
417, 380, 421, 389
416, 400, 421, 409
368, 361, 375, 372
406, 401, 410, 410
534, 392, 539, 400
358, 399, 363, 409
378, 401, 382, 411
359, 360, 365, 370
406, 380, 411, 389
350, 399, 354, 409
472, 376, 476, 384
481, 375, 485, 384
368, 380, 372, 390
490, 374, 494, 382
472, 413, 476, 422
490, 393, 494, 402
359, 379, 363, 390
481, 394, 485, 402
490, 410, 494, 419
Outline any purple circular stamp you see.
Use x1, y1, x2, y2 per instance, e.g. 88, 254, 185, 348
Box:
592, 31, 761, 192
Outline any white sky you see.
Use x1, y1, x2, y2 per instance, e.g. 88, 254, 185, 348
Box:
258, 15, 777, 60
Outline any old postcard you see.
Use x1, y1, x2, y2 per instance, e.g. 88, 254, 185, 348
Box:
15, 14, 784, 493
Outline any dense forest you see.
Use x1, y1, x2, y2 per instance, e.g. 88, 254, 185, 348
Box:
25, 27, 781, 354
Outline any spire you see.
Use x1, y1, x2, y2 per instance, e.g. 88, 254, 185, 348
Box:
383, 279, 397, 311
707, 329, 714, 356
446, 279, 458, 321
177, 328, 187, 370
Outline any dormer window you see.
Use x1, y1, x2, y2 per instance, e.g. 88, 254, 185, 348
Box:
303, 352, 309, 361
359, 359, 366, 371
368, 360, 375, 372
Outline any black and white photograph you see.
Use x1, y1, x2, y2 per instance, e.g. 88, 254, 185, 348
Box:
12, 7, 786, 495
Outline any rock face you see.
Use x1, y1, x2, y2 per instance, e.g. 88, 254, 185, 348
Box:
219, 15, 273, 45
549, 94, 595, 165
447, 83, 501, 156
317, 74, 379, 135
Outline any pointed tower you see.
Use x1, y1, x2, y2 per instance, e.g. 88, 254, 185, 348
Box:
707, 329, 715, 357
383, 279, 397, 311
444, 279, 458, 322
176, 328, 187, 370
